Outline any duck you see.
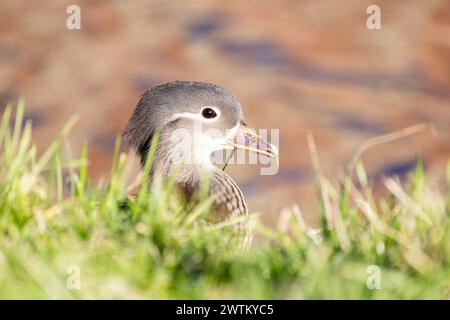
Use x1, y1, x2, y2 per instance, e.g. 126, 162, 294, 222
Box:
123, 81, 277, 225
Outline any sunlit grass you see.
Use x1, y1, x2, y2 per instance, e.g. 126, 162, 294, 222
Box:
0, 103, 449, 299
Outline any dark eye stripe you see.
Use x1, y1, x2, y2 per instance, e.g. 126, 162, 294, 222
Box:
201, 107, 217, 119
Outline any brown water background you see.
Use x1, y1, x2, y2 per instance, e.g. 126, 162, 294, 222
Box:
1, 0, 449, 225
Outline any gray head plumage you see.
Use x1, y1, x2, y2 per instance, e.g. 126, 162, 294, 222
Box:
123, 81, 245, 165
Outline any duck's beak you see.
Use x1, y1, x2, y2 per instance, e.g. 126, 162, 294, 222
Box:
226, 123, 278, 160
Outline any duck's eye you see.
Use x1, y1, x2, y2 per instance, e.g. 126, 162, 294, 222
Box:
201, 107, 217, 119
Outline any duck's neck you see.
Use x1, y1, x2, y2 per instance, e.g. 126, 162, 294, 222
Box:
152, 139, 248, 218
150, 129, 248, 217
151, 129, 214, 189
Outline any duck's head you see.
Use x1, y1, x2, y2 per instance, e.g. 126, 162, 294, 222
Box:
123, 81, 277, 178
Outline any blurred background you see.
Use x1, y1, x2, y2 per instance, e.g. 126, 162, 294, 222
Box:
0, 0, 449, 225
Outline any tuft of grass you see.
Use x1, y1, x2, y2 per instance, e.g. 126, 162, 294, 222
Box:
0, 103, 449, 299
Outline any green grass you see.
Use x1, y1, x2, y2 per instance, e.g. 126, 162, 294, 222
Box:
0, 102, 449, 299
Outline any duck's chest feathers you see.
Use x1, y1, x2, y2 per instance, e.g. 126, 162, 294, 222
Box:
175, 168, 248, 219
209, 169, 248, 219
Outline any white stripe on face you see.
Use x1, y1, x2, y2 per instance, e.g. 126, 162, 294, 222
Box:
172, 106, 221, 123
